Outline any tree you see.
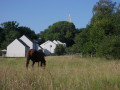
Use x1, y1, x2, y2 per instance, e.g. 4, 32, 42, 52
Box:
86, 0, 118, 56
1, 21, 19, 33
55, 44, 65, 55
96, 36, 120, 59
41, 21, 77, 46
0, 27, 5, 49
113, 4, 120, 35
92, 0, 116, 18
0, 21, 38, 49
0, 21, 20, 49
71, 0, 120, 58
18, 26, 38, 39
73, 28, 89, 53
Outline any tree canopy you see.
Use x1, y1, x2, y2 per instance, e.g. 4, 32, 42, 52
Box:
72, 0, 120, 59
41, 21, 77, 46
0, 21, 38, 49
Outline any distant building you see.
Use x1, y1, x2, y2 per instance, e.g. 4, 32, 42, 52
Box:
0, 49, 7, 57
7, 35, 40, 57
68, 13, 71, 22
40, 40, 66, 55
6, 35, 66, 57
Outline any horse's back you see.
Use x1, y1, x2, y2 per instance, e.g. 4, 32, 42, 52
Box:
26, 49, 43, 62
26, 49, 35, 59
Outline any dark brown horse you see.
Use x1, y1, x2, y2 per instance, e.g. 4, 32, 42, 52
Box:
26, 49, 46, 68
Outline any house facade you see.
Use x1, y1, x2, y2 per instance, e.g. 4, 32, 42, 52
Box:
7, 39, 30, 57
40, 40, 66, 55
7, 35, 40, 57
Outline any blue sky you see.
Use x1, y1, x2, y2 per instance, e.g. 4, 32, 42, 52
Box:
0, 0, 120, 34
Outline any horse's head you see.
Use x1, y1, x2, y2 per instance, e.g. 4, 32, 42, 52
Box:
41, 60, 46, 68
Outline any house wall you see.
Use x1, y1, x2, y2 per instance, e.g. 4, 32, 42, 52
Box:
25, 47, 30, 56
33, 42, 39, 50
7, 39, 26, 57
40, 41, 56, 55
20, 35, 33, 49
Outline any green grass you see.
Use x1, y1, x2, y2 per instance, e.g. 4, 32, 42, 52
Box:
0, 55, 120, 90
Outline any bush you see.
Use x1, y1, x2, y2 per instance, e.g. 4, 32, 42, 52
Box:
54, 44, 65, 55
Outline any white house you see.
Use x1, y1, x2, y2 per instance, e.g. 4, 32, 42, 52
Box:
7, 35, 40, 57
40, 40, 66, 55
6, 35, 66, 57
7, 39, 30, 57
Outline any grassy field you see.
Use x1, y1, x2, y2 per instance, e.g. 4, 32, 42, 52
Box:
0, 55, 120, 90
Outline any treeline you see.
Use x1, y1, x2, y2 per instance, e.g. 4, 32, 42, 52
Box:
40, 0, 120, 59
0, 0, 120, 59
69, 0, 120, 59
0, 21, 38, 49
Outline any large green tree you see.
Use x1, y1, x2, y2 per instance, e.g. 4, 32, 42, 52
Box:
87, 0, 118, 56
18, 26, 38, 39
72, 0, 120, 59
0, 21, 38, 49
0, 21, 20, 49
41, 21, 77, 46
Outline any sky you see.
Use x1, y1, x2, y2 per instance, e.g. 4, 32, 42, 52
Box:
0, 0, 120, 34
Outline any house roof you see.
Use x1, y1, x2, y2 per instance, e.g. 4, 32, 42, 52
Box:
0, 49, 7, 53
22, 35, 34, 43
40, 40, 66, 47
17, 39, 30, 48
41, 40, 56, 46
39, 45, 43, 49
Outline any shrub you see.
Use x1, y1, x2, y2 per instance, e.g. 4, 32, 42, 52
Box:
54, 44, 65, 55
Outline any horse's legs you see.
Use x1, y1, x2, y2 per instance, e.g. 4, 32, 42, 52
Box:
32, 61, 35, 67
38, 62, 40, 67
41, 60, 46, 68
40, 61, 43, 67
26, 58, 30, 68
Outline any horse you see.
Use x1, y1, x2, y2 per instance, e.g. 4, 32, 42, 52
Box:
26, 49, 46, 68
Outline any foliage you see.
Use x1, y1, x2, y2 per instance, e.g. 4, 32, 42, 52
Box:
92, 0, 116, 17
72, 0, 120, 59
74, 28, 89, 53
41, 21, 77, 46
96, 35, 120, 59
18, 26, 38, 39
54, 44, 65, 55
0, 21, 38, 49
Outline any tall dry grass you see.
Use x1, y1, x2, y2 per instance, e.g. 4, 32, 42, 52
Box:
0, 55, 120, 90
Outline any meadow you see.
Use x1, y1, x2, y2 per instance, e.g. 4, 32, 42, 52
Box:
0, 55, 120, 90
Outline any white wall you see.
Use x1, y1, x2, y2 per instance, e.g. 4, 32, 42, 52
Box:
33, 42, 40, 50
7, 39, 26, 57
40, 40, 56, 55
25, 47, 30, 57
